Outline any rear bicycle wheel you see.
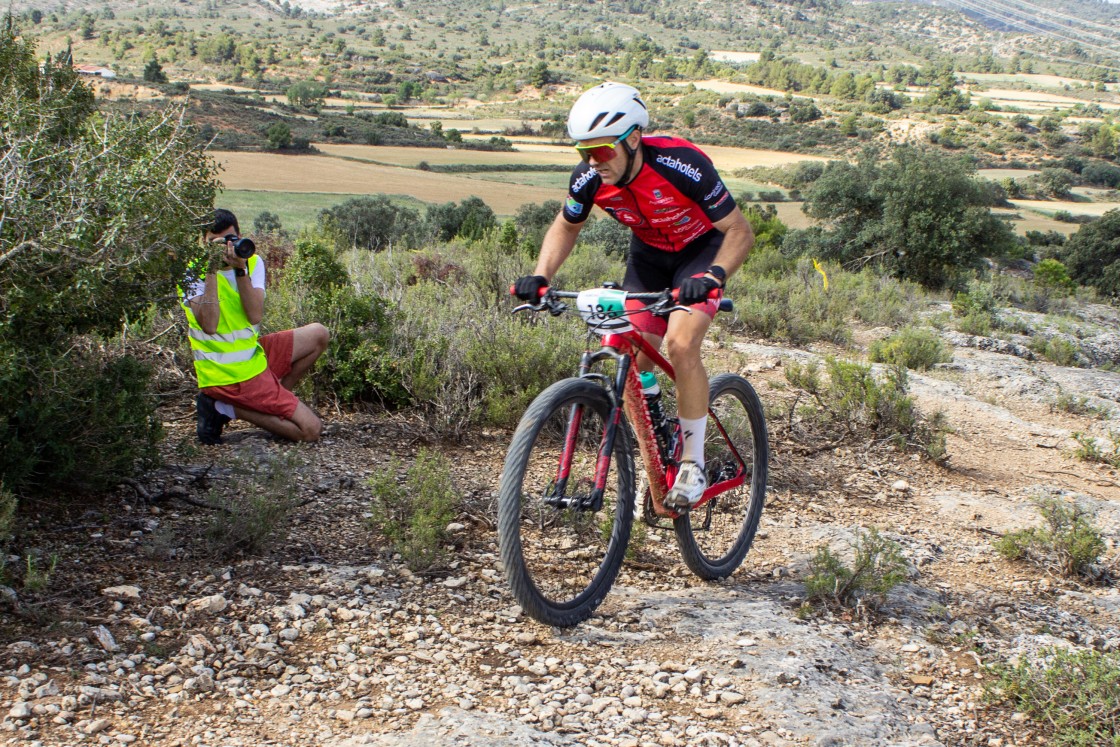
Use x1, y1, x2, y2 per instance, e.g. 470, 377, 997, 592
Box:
498, 378, 635, 627
674, 373, 768, 580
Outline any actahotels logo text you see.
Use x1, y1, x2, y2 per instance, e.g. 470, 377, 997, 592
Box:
655, 155, 702, 182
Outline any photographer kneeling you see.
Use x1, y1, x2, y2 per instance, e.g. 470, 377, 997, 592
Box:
181, 209, 329, 444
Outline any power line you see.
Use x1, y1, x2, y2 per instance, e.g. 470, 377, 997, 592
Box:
947, 0, 1120, 59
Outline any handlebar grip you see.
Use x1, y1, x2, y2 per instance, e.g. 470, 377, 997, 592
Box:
670, 288, 725, 303
719, 298, 733, 313
508, 284, 550, 299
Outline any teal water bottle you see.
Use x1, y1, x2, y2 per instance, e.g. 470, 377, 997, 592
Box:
640, 371, 672, 459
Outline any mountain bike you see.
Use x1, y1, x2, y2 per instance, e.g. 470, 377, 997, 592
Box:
498, 284, 769, 627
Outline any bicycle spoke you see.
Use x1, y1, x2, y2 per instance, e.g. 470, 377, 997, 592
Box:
499, 379, 635, 627
674, 374, 768, 579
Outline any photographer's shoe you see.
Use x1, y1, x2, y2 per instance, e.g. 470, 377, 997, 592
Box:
196, 393, 231, 445
665, 461, 707, 509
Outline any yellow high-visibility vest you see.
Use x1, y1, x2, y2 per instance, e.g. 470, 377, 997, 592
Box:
180, 255, 268, 387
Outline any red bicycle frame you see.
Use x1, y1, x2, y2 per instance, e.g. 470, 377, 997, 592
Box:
556, 325, 749, 519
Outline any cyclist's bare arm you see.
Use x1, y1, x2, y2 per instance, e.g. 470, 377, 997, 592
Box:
708, 207, 755, 282
533, 211, 585, 281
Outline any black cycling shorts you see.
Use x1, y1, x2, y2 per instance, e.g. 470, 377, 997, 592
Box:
622, 230, 723, 337
622, 229, 723, 294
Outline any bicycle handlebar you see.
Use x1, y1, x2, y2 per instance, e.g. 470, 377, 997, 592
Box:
509, 285, 732, 313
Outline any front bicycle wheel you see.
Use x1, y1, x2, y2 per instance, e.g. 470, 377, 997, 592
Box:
674, 373, 768, 580
498, 378, 635, 627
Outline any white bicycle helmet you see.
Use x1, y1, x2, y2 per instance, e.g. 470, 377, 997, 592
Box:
567, 82, 649, 141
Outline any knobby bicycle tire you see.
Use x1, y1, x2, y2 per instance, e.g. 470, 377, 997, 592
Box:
674, 373, 768, 580
498, 377, 636, 627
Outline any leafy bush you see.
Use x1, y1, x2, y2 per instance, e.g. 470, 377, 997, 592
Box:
723, 249, 922, 345
1030, 336, 1081, 367
579, 217, 631, 257
203, 451, 305, 558
804, 527, 909, 610
272, 233, 404, 405
425, 196, 497, 242
988, 647, 1120, 746
792, 147, 1015, 289
1033, 258, 1077, 295
0, 344, 161, 495
1081, 162, 1120, 189
0, 484, 14, 557
1, 28, 216, 495
952, 282, 1000, 335
319, 195, 421, 251
1060, 208, 1120, 297
994, 493, 1106, 578
369, 448, 459, 572
784, 357, 947, 458
868, 327, 951, 370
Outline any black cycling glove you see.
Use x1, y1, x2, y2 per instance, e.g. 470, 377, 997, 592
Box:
678, 275, 722, 306
513, 275, 549, 301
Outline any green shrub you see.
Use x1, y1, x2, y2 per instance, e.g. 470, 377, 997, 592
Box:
721, 250, 922, 345
0, 484, 15, 557
868, 327, 951, 370
804, 527, 909, 610
785, 357, 947, 458
20, 553, 59, 592
344, 238, 605, 438
390, 280, 586, 437
0, 344, 161, 495
1072, 431, 1120, 468
994, 493, 1106, 578
988, 647, 1120, 746
956, 309, 994, 336
1030, 336, 1081, 367
203, 450, 304, 558
1052, 393, 1110, 418
272, 232, 405, 405
1034, 258, 1077, 295
1, 26, 216, 496
369, 448, 459, 572
952, 282, 1003, 335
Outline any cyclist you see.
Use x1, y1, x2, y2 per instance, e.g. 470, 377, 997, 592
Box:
514, 82, 754, 508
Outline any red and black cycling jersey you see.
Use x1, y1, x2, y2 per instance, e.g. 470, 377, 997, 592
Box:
561, 135, 736, 252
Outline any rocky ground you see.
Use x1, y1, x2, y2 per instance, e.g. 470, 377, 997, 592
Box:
2, 304, 1120, 747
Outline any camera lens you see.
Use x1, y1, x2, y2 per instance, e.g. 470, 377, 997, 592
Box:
232, 237, 256, 259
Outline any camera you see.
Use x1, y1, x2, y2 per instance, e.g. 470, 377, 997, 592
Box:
212, 234, 256, 259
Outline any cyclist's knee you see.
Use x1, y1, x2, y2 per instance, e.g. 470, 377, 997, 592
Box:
665, 333, 702, 362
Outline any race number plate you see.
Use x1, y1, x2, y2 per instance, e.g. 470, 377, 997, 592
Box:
576, 288, 632, 335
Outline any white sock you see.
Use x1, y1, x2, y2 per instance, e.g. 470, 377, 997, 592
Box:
216, 401, 235, 419
679, 416, 706, 468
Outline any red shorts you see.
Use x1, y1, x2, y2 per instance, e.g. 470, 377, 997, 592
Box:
203, 331, 299, 420
624, 279, 721, 338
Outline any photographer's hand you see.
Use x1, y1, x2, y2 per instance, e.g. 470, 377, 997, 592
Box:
223, 243, 248, 272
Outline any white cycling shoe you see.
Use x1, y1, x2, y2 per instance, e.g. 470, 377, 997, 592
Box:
664, 461, 707, 509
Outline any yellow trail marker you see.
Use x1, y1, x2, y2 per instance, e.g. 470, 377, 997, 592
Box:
812, 258, 829, 291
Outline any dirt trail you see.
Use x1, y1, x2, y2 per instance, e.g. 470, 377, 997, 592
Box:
2, 328, 1119, 746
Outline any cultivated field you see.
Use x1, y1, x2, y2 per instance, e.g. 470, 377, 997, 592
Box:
958, 72, 1105, 90
313, 143, 570, 167
674, 79, 800, 100
211, 151, 559, 214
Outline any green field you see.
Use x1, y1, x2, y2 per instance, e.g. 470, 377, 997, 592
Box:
219, 190, 428, 232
